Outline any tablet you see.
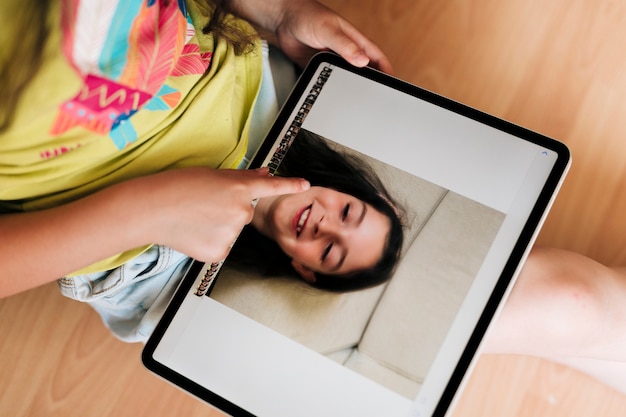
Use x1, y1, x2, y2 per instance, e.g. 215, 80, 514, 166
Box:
143, 52, 570, 417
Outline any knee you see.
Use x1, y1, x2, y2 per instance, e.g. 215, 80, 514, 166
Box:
526, 247, 607, 311
485, 247, 607, 356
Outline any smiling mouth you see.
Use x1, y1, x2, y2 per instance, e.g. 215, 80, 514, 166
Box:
295, 205, 312, 237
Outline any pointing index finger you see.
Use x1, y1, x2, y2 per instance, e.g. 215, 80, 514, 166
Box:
250, 173, 310, 199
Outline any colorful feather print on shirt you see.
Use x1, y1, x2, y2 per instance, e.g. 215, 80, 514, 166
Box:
50, 0, 212, 149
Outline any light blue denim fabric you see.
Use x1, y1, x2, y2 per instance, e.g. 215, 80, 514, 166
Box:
58, 43, 296, 343
58, 245, 192, 342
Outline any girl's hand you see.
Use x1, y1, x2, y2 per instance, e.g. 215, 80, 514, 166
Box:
229, 0, 393, 72
274, 0, 393, 72
134, 167, 309, 262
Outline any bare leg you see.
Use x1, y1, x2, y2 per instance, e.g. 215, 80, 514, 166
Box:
484, 246, 626, 394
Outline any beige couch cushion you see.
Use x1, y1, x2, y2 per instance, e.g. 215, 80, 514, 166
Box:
344, 192, 504, 397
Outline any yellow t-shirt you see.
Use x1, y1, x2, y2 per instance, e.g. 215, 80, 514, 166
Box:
0, 0, 262, 274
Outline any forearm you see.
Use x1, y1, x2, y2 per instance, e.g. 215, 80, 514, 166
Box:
0, 181, 149, 298
226, 0, 289, 33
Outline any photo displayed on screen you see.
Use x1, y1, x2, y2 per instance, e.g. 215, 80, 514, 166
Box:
208, 128, 505, 400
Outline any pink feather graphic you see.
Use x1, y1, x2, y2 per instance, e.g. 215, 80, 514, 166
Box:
171, 44, 213, 76
120, 0, 186, 94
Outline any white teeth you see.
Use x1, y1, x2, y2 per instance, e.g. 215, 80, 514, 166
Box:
297, 207, 311, 235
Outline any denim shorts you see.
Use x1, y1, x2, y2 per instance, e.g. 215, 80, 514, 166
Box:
58, 245, 193, 342
58, 42, 296, 343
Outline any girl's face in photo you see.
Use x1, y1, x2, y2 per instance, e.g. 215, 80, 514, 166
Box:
263, 186, 390, 278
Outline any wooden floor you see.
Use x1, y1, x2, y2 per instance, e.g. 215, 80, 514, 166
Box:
2, 0, 626, 416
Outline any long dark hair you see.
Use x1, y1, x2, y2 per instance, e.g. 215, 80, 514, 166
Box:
200, 0, 258, 55
232, 129, 405, 292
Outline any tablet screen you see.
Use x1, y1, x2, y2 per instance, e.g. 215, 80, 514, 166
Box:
143, 53, 570, 417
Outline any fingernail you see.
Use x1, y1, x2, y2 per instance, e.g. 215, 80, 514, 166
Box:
353, 51, 369, 67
